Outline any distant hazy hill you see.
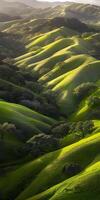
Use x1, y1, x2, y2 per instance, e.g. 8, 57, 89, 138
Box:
0, 13, 21, 22
64, 3, 100, 23
70, 0, 100, 6
2, 1, 99, 21
0, 0, 32, 17
7, 0, 100, 7
7, 0, 65, 8
26, 3, 100, 24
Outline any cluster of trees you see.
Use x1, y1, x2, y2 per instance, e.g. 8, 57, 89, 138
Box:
87, 96, 100, 119
48, 17, 91, 33
51, 120, 94, 139
51, 122, 70, 138
20, 89, 60, 118
0, 121, 34, 144
0, 32, 25, 59
0, 61, 39, 86
23, 133, 59, 158
73, 82, 97, 102
20, 120, 95, 159
0, 120, 94, 161
0, 119, 95, 160
0, 61, 60, 118
88, 96, 100, 108
73, 82, 100, 120
71, 120, 94, 138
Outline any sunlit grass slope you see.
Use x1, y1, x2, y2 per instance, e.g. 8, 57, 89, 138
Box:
27, 161, 100, 200
0, 101, 55, 134
0, 5, 99, 200
70, 84, 100, 121
0, 132, 100, 200
14, 25, 100, 116
15, 37, 75, 67
15, 34, 92, 68
52, 60, 100, 112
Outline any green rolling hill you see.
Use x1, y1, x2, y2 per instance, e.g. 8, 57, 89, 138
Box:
0, 101, 55, 133
0, 2, 100, 200
0, 132, 100, 200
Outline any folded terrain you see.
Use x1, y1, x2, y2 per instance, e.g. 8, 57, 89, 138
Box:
0, 2, 100, 200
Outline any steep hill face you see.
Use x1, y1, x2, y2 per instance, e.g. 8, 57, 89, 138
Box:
0, 2, 100, 200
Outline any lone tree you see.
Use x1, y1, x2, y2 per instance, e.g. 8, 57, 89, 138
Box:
0, 122, 16, 141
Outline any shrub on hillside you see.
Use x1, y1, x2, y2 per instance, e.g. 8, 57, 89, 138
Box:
51, 122, 70, 138
0, 122, 16, 141
25, 81, 43, 93
20, 70, 39, 82
43, 90, 57, 105
73, 82, 97, 101
73, 120, 94, 138
24, 133, 59, 158
88, 96, 100, 108
51, 120, 94, 139
63, 163, 82, 177
87, 96, 100, 119
42, 103, 60, 118
88, 109, 100, 119
41, 90, 60, 118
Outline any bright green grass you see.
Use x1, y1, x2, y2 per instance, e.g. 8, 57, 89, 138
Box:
70, 87, 100, 121
50, 60, 100, 114
27, 161, 100, 200
15, 132, 100, 200
39, 54, 91, 83
60, 119, 100, 148
0, 5, 100, 200
26, 28, 64, 49
14, 30, 99, 117
30, 51, 71, 74
14, 30, 100, 118
0, 101, 56, 134
0, 132, 99, 200
15, 37, 74, 67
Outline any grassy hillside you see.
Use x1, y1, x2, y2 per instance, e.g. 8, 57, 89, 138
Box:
14, 26, 100, 116
0, 100, 56, 163
0, 101, 55, 133
0, 2, 99, 200
0, 132, 100, 200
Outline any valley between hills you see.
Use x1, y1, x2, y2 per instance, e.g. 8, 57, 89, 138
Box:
0, 1, 100, 200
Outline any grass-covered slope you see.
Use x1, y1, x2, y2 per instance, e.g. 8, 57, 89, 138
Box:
0, 2, 100, 200
14, 26, 100, 116
0, 101, 55, 134
0, 132, 100, 200
0, 100, 56, 163
28, 161, 100, 200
